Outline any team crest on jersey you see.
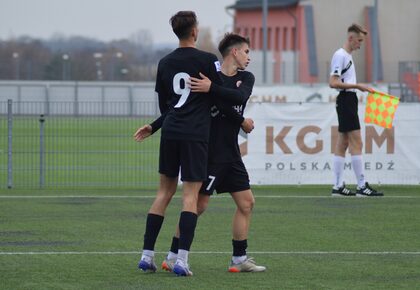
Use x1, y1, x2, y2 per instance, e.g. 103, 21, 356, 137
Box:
210, 105, 220, 117
214, 61, 221, 72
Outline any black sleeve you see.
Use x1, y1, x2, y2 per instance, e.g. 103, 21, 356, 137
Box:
210, 72, 255, 105
158, 96, 170, 115
155, 62, 171, 115
205, 54, 245, 104
150, 114, 165, 134
206, 54, 223, 86
214, 100, 244, 126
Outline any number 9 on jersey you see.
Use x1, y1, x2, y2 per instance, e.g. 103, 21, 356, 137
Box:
173, 72, 191, 108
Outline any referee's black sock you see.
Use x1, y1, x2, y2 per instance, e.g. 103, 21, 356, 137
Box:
232, 239, 248, 257
178, 211, 198, 251
143, 213, 164, 251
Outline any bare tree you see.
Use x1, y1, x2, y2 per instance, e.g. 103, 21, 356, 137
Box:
0, 30, 172, 81
196, 27, 219, 57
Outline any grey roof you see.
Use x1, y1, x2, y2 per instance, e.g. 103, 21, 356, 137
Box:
227, 0, 299, 10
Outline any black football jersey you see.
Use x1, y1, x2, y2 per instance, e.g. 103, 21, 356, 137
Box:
208, 71, 255, 163
155, 47, 222, 142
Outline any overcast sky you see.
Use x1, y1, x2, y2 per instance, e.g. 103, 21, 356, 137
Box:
0, 0, 235, 44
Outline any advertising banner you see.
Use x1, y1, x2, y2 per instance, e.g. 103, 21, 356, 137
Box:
241, 103, 420, 185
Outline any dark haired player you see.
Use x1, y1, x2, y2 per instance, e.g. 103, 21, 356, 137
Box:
137, 12, 249, 277
135, 33, 265, 273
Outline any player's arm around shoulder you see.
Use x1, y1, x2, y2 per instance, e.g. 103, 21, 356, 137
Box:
238, 71, 255, 96
241, 71, 255, 86
186, 52, 222, 93
205, 52, 223, 85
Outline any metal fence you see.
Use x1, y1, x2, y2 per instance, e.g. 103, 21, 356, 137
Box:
0, 81, 159, 115
1, 100, 160, 188
2, 76, 419, 189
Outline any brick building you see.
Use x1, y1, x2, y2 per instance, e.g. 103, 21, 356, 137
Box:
227, 0, 420, 91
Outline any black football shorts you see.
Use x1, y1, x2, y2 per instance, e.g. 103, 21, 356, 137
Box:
200, 160, 250, 195
335, 91, 361, 133
159, 138, 208, 182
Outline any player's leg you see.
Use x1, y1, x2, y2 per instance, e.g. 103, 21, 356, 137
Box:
231, 189, 254, 241
332, 132, 354, 196
348, 130, 383, 196
173, 140, 208, 276
163, 166, 216, 272
139, 138, 180, 272
162, 193, 210, 272
347, 129, 365, 187
161, 235, 179, 272
173, 181, 201, 276
139, 174, 178, 272
230, 189, 253, 263
332, 92, 356, 196
333, 132, 349, 184
228, 189, 265, 272
149, 175, 179, 215
220, 161, 265, 272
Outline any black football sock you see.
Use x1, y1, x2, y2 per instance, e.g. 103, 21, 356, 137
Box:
178, 211, 198, 251
143, 213, 164, 250
232, 239, 248, 257
170, 236, 179, 254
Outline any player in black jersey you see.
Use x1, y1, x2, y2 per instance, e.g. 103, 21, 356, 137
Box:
135, 33, 265, 273
137, 12, 249, 277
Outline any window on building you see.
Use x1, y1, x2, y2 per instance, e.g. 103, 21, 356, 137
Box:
275, 27, 280, 51
283, 27, 288, 50
291, 27, 296, 51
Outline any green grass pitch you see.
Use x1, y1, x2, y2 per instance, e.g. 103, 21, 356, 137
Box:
1, 185, 420, 289
1, 116, 160, 188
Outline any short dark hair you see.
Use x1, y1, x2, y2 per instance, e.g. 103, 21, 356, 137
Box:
348, 23, 368, 35
170, 11, 198, 40
218, 33, 250, 57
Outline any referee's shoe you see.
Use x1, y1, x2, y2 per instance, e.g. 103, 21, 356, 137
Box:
331, 183, 355, 197
356, 182, 383, 197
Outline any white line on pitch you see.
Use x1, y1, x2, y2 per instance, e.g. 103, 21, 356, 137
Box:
1, 251, 420, 255
0, 195, 419, 199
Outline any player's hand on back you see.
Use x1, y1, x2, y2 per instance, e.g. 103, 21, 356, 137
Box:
133, 124, 152, 142
241, 118, 254, 133
190, 72, 211, 93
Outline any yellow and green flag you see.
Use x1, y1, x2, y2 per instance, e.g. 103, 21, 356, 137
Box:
364, 90, 400, 129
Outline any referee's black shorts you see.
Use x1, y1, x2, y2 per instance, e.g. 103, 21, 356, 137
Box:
335, 91, 361, 133
159, 138, 208, 182
200, 160, 250, 195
